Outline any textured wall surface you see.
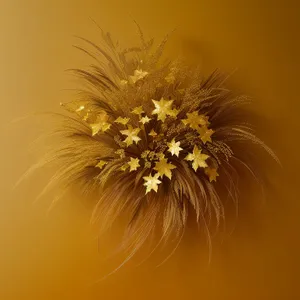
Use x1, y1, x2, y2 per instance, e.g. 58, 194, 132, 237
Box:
1, 1, 299, 299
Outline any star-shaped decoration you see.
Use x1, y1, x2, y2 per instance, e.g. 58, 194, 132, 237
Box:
128, 157, 140, 172
120, 125, 141, 147
154, 157, 176, 180
205, 167, 219, 182
131, 106, 144, 116
95, 160, 107, 169
90, 121, 111, 135
148, 129, 157, 137
185, 145, 209, 172
90, 112, 111, 135
198, 127, 214, 144
114, 116, 130, 125
182, 111, 209, 130
167, 138, 183, 157
143, 173, 162, 194
130, 69, 149, 83
139, 115, 151, 124
152, 98, 174, 122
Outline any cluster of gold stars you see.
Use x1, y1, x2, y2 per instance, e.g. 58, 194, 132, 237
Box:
62, 69, 220, 194
182, 111, 214, 144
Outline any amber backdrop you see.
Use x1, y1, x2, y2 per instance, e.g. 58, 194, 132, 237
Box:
1, 0, 300, 299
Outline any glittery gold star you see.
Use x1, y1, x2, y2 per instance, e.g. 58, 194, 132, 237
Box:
95, 160, 107, 169
167, 138, 183, 157
131, 106, 144, 116
182, 111, 209, 130
204, 167, 219, 182
148, 129, 157, 137
128, 157, 140, 172
139, 116, 151, 124
130, 69, 149, 83
120, 125, 141, 146
143, 173, 162, 194
185, 145, 209, 171
152, 98, 174, 122
90, 112, 111, 135
114, 116, 130, 125
198, 127, 214, 144
154, 157, 176, 180
90, 121, 111, 135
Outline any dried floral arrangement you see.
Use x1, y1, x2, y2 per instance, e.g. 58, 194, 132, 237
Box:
32, 25, 279, 265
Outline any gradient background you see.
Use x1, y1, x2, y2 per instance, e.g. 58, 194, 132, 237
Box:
1, 0, 300, 299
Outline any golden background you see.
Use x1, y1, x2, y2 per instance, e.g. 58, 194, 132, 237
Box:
1, 0, 299, 299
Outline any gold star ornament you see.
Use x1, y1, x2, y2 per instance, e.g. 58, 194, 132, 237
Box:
139, 116, 151, 124
131, 106, 144, 116
154, 157, 176, 180
185, 145, 209, 171
128, 157, 140, 172
114, 116, 130, 125
182, 111, 209, 130
152, 98, 174, 122
120, 125, 141, 147
91, 122, 111, 135
143, 173, 162, 194
167, 138, 183, 157
130, 69, 149, 83
90, 111, 111, 135
148, 129, 157, 137
205, 167, 219, 182
95, 160, 107, 169
198, 127, 214, 144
